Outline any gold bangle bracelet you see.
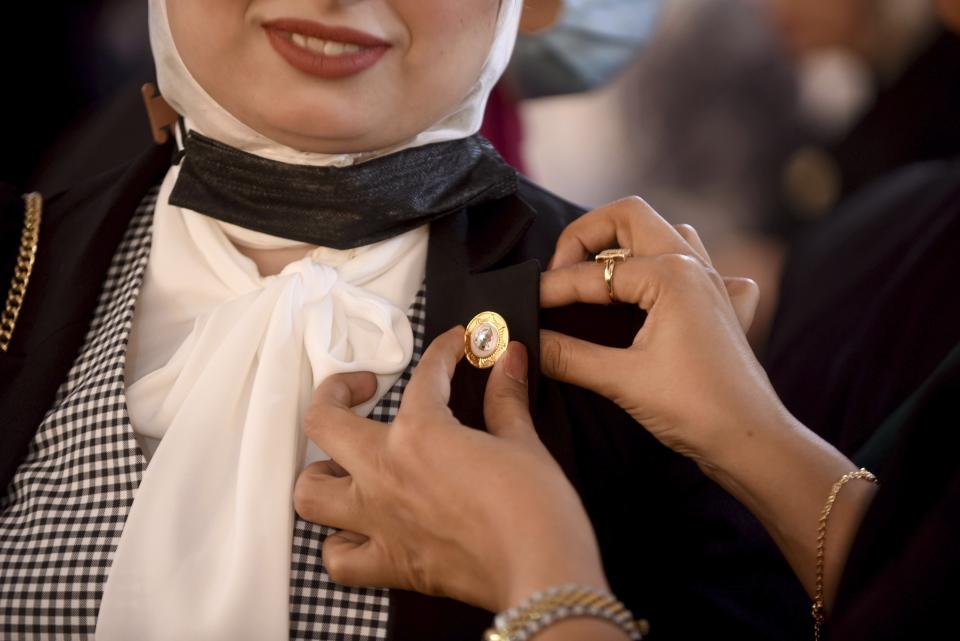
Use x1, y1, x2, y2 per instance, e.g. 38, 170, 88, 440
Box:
813, 468, 878, 641
484, 584, 649, 641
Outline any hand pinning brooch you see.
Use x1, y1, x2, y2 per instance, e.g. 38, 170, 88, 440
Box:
464, 311, 509, 369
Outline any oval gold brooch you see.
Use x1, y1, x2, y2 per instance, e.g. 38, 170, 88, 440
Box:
464, 311, 509, 369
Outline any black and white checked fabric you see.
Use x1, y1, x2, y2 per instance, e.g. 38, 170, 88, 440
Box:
0, 186, 427, 640
289, 292, 425, 641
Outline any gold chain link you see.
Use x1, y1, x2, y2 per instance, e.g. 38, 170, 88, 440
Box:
1, 192, 43, 353
813, 468, 878, 641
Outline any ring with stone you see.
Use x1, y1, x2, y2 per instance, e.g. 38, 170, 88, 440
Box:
464, 311, 509, 369
594, 248, 632, 302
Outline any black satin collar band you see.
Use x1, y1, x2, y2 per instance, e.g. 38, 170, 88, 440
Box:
168, 132, 519, 250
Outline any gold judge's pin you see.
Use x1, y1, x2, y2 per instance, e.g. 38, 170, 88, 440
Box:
464, 311, 509, 369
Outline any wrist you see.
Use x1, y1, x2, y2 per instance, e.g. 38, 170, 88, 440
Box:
486, 584, 646, 641
699, 405, 839, 504
693, 389, 802, 484
689, 400, 868, 599
501, 558, 610, 613
487, 478, 609, 612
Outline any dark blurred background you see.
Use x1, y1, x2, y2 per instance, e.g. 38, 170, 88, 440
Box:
2, 2, 150, 188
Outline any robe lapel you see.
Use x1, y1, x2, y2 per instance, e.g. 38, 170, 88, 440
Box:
388, 194, 550, 641
425, 191, 581, 476
0, 142, 174, 491
423, 194, 540, 429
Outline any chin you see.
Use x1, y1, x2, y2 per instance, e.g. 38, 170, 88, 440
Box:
241, 100, 394, 153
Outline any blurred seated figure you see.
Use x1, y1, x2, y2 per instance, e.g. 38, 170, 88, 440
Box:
765, 0, 960, 229
764, 0, 960, 453
510, 0, 660, 98
592, 0, 809, 347
577, 0, 955, 351
483, 0, 659, 170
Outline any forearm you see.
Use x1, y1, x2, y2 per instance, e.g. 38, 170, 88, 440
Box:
699, 400, 878, 609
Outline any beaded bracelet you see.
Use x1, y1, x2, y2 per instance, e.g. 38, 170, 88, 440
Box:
483, 584, 649, 641
813, 468, 878, 641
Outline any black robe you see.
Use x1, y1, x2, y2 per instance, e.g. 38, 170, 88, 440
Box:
766, 157, 960, 456
0, 141, 807, 640
767, 158, 960, 638
831, 340, 960, 640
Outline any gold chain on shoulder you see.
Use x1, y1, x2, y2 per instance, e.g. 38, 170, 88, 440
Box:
0, 192, 43, 353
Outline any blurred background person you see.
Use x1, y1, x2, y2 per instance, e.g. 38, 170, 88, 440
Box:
522, 0, 957, 349
525, 0, 807, 347
485, 0, 660, 171
762, 0, 960, 456
767, 0, 956, 226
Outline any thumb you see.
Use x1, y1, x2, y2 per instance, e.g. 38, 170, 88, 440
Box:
540, 329, 622, 398
483, 342, 538, 443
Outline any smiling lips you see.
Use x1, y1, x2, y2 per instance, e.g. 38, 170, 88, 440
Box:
263, 18, 391, 79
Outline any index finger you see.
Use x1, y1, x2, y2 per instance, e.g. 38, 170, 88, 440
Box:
306, 371, 382, 467
549, 197, 699, 270
400, 326, 465, 415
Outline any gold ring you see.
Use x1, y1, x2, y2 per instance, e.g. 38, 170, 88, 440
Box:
594, 248, 632, 302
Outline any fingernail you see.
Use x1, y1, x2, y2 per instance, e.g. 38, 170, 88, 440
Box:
504, 342, 528, 384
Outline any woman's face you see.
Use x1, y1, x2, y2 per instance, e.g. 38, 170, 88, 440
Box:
167, 0, 501, 153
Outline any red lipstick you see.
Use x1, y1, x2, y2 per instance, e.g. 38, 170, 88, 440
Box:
262, 19, 391, 79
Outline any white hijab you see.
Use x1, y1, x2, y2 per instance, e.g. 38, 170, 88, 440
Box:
96, 2, 522, 641
150, 0, 522, 167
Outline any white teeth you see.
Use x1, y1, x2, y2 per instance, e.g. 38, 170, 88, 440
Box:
323, 41, 345, 56
288, 32, 366, 56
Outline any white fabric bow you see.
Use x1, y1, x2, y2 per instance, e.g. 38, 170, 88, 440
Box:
96, 166, 426, 641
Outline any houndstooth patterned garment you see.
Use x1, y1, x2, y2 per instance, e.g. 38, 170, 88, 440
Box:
0, 186, 427, 640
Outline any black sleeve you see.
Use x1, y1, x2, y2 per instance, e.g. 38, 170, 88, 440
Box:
765, 159, 960, 455
830, 343, 960, 640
